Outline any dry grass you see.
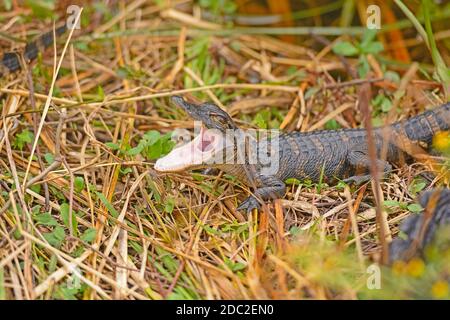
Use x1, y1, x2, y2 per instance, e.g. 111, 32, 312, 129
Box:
0, 1, 449, 300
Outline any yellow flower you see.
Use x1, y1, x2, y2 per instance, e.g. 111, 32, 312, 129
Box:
433, 131, 450, 153
392, 260, 406, 275
431, 281, 449, 299
406, 258, 425, 277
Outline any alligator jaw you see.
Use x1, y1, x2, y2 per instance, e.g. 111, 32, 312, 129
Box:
154, 127, 224, 172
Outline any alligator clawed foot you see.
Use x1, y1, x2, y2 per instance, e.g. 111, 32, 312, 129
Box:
343, 174, 372, 185
237, 196, 260, 213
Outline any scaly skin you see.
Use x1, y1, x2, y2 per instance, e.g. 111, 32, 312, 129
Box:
0, 24, 67, 77
389, 188, 450, 262
159, 97, 450, 212
158, 97, 449, 212
237, 103, 450, 211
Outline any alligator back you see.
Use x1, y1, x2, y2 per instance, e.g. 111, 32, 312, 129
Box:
271, 103, 449, 182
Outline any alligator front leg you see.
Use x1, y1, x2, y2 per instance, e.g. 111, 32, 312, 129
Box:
237, 176, 286, 213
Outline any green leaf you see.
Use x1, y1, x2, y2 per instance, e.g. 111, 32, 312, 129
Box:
74, 42, 88, 52
143, 130, 161, 145
161, 133, 175, 155
146, 139, 163, 159
60, 203, 78, 235
48, 254, 58, 273
192, 173, 206, 182
129, 241, 143, 254
97, 86, 105, 100
13, 129, 34, 151
357, 55, 370, 78
407, 203, 423, 213
74, 177, 85, 193
253, 112, 268, 129
105, 142, 120, 150
231, 262, 246, 272
363, 42, 384, 54
125, 130, 176, 160
381, 97, 392, 112
285, 178, 301, 185
384, 71, 401, 83
44, 152, 55, 164
127, 143, 144, 156
333, 42, 359, 56
116, 67, 130, 79
25, 0, 56, 19
60, 203, 70, 226
361, 28, 378, 48
3, 0, 12, 11
96, 192, 119, 218
371, 117, 383, 127
336, 180, 348, 190
164, 197, 175, 214
19, 130, 34, 144
398, 230, 409, 241
383, 200, 401, 207
13, 228, 22, 240
223, 1, 237, 14
32, 205, 42, 215
304, 87, 320, 100
80, 228, 97, 243
203, 225, 220, 235
33, 212, 58, 226
120, 167, 133, 175
30, 183, 41, 194
325, 119, 341, 130
224, 258, 247, 272
289, 226, 302, 236
199, 0, 212, 8
409, 180, 426, 195
147, 179, 161, 202
158, 249, 179, 273
54, 285, 79, 300
43, 226, 66, 247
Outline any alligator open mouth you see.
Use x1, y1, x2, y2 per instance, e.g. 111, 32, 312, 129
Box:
154, 127, 224, 172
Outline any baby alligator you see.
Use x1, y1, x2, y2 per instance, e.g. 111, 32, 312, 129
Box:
0, 24, 66, 78
155, 96, 449, 212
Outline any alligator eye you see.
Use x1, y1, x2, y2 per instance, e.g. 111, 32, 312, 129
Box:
209, 114, 227, 127
211, 114, 225, 121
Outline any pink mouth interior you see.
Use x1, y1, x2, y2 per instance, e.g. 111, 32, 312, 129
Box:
154, 126, 222, 172
198, 129, 215, 152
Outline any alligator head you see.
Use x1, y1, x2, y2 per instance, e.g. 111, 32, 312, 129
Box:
154, 96, 238, 172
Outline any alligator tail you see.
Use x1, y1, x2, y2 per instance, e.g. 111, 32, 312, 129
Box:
390, 102, 450, 145
0, 24, 67, 77
390, 188, 450, 262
